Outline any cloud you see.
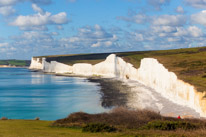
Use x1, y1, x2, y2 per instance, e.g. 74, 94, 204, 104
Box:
0, 42, 16, 58
4, 25, 118, 59
117, 13, 148, 24
152, 15, 186, 26
184, 0, 206, 8
124, 24, 205, 51
0, 42, 9, 47
151, 26, 177, 33
187, 26, 203, 37
10, 4, 69, 30
0, 6, 15, 16
176, 6, 184, 13
118, 12, 186, 27
147, 0, 171, 10
0, 0, 51, 16
0, 0, 52, 6
191, 10, 206, 26
0, 0, 17, 6
61, 25, 118, 48
32, 3, 44, 14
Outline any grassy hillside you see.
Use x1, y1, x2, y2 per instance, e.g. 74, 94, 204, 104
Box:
0, 60, 30, 67
36, 47, 206, 92
0, 120, 125, 137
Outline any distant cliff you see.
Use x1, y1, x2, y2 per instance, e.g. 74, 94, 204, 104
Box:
0, 60, 30, 67
30, 54, 206, 117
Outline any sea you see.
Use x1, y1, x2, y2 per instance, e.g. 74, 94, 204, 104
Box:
0, 68, 108, 120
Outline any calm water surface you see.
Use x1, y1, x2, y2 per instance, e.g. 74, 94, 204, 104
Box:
0, 68, 108, 120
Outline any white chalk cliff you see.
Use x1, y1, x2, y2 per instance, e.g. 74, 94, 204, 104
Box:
29, 54, 206, 117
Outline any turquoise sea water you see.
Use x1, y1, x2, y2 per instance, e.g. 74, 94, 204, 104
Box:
0, 68, 108, 120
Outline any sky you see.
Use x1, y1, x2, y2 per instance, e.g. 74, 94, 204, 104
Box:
0, 0, 206, 59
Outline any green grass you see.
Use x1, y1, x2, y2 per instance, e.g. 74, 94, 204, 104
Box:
0, 120, 127, 137
0, 60, 30, 67
35, 47, 206, 92
0, 119, 206, 137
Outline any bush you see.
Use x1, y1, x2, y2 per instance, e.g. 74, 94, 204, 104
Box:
35, 117, 40, 120
202, 75, 206, 78
53, 107, 163, 129
1, 117, 8, 120
82, 123, 116, 133
141, 120, 198, 130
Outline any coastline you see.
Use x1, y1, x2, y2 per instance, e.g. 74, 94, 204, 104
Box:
0, 65, 28, 68
52, 72, 201, 118
55, 73, 130, 108
88, 77, 130, 108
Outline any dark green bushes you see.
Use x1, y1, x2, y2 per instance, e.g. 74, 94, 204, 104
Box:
53, 107, 162, 129
82, 123, 116, 133
142, 120, 198, 130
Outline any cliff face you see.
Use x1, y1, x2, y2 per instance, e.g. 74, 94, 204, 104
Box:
29, 58, 43, 70
29, 54, 206, 117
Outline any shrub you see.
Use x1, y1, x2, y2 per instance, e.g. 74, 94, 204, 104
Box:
82, 123, 116, 133
53, 107, 163, 129
35, 117, 40, 120
1, 117, 8, 120
202, 75, 206, 78
141, 120, 198, 130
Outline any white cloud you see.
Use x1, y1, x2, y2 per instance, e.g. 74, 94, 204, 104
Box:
2, 25, 119, 59
0, 0, 52, 6
117, 13, 148, 24
32, 4, 44, 14
50, 12, 68, 24
0, 42, 9, 47
11, 12, 51, 26
0, 6, 15, 16
176, 6, 184, 13
91, 42, 101, 47
153, 15, 186, 26
187, 26, 203, 37
61, 25, 117, 48
147, 0, 171, 10
151, 25, 177, 33
133, 33, 144, 41
91, 41, 113, 47
0, 0, 17, 6
173, 27, 187, 37
191, 10, 206, 26
167, 37, 181, 42
184, 0, 206, 8
10, 4, 68, 30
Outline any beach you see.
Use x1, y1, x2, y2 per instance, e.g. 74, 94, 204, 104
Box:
87, 77, 201, 118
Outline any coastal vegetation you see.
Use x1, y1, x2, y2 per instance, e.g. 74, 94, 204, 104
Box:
1, 108, 206, 137
0, 59, 30, 67
36, 47, 206, 92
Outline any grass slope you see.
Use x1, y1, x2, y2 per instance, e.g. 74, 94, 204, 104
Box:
0, 120, 125, 137
0, 60, 30, 67
36, 47, 206, 92
1, 117, 206, 136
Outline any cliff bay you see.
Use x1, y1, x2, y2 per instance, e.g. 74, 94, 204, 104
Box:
29, 47, 206, 118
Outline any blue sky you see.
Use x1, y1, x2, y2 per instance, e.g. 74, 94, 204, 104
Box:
0, 0, 206, 59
